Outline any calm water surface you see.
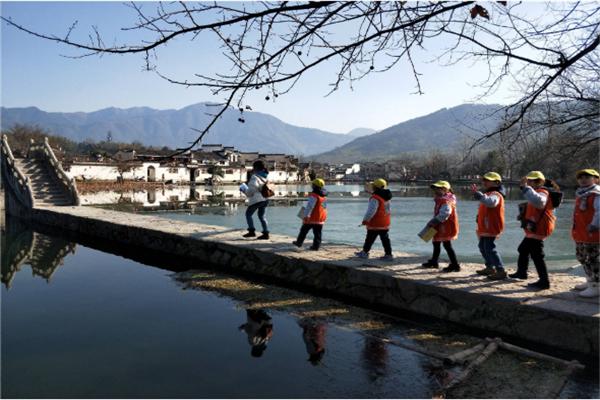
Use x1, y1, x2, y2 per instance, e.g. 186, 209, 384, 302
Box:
2, 217, 598, 398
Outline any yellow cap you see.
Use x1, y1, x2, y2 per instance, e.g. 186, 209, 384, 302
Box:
482, 172, 502, 182
576, 169, 600, 178
312, 178, 325, 188
526, 171, 545, 181
430, 180, 451, 190
372, 178, 387, 189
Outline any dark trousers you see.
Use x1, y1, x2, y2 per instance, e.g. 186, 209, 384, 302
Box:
296, 224, 323, 249
432, 241, 459, 265
363, 229, 392, 255
478, 237, 504, 270
516, 237, 548, 282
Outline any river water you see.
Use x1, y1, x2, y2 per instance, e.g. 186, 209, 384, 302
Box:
90, 183, 581, 270
1, 217, 599, 399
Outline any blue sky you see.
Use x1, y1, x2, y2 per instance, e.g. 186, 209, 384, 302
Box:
2, 2, 528, 133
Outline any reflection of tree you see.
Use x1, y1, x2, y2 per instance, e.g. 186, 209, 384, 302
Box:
1, 218, 76, 289
361, 336, 389, 382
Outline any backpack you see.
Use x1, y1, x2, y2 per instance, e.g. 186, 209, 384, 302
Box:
261, 181, 275, 198
548, 190, 563, 209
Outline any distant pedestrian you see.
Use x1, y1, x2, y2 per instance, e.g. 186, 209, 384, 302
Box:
571, 169, 600, 298
421, 181, 460, 272
240, 160, 270, 240
472, 172, 507, 280
509, 171, 557, 290
293, 178, 328, 251
355, 178, 393, 261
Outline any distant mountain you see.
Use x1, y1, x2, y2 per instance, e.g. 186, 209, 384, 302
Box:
0, 103, 355, 156
347, 127, 377, 137
316, 104, 505, 162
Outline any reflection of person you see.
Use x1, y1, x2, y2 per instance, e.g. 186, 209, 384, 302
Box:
571, 169, 600, 298
299, 319, 326, 365
421, 181, 460, 272
241, 160, 270, 240
361, 336, 388, 381
238, 309, 273, 358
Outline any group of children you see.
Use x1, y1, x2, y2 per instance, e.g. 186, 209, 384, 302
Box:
284, 169, 600, 298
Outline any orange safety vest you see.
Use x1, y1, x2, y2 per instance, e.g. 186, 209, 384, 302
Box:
366, 194, 391, 230
306, 193, 327, 225
523, 188, 556, 240
476, 191, 505, 238
433, 196, 459, 242
572, 193, 599, 243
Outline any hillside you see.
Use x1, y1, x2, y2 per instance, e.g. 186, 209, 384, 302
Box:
0, 103, 354, 156
316, 104, 504, 162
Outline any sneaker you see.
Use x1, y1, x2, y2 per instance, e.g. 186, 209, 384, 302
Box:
256, 233, 270, 240
579, 285, 599, 298
476, 267, 495, 276
379, 254, 394, 261
487, 270, 507, 280
508, 271, 528, 279
573, 281, 589, 291
355, 251, 369, 259
441, 264, 461, 273
292, 241, 302, 248
243, 231, 256, 238
527, 280, 550, 290
421, 260, 439, 268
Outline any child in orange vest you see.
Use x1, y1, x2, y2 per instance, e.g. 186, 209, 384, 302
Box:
293, 178, 327, 251
472, 172, 507, 280
509, 171, 556, 290
355, 179, 393, 261
421, 181, 460, 272
571, 169, 600, 298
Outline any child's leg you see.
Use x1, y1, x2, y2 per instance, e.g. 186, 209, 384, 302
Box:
529, 239, 549, 284
311, 225, 323, 249
442, 241, 459, 265
478, 237, 491, 267
295, 224, 312, 245
486, 237, 504, 271
362, 230, 378, 253
431, 241, 441, 262
581, 243, 600, 283
379, 230, 392, 255
514, 238, 532, 275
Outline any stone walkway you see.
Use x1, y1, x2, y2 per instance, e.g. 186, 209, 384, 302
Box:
31, 205, 599, 354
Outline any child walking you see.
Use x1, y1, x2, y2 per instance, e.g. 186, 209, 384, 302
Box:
421, 181, 460, 272
241, 160, 270, 240
472, 172, 507, 280
509, 171, 556, 290
571, 169, 600, 298
355, 179, 393, 261
293, 178, 328, 251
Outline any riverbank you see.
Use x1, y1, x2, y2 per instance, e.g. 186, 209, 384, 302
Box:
24, 204, 598, 357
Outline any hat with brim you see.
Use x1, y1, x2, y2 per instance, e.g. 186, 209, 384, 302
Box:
430, 180, 451, 190
526, 171, 545, 181
312, 178, 325, 188
576, 169, 600, 179
482, 172, 502, 182
372, 178, 387, 189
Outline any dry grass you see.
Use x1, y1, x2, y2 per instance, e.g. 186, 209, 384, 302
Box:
76, 180, 167, 194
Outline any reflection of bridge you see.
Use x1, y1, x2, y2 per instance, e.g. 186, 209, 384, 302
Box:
1, 220, 76, 289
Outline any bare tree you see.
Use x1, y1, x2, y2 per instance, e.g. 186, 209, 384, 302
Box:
3, 1, 598, 155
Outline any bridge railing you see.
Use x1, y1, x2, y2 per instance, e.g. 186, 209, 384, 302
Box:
27, 138, 81, 206
1, 134, 35, 209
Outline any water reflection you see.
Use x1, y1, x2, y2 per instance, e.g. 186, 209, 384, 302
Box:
1, 219, 75, 289
299, 318, 327, 365
361, 336, 389, 381
239, 309, 274, 358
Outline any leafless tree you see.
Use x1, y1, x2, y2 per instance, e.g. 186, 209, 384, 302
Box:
2, 1, 598, 155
